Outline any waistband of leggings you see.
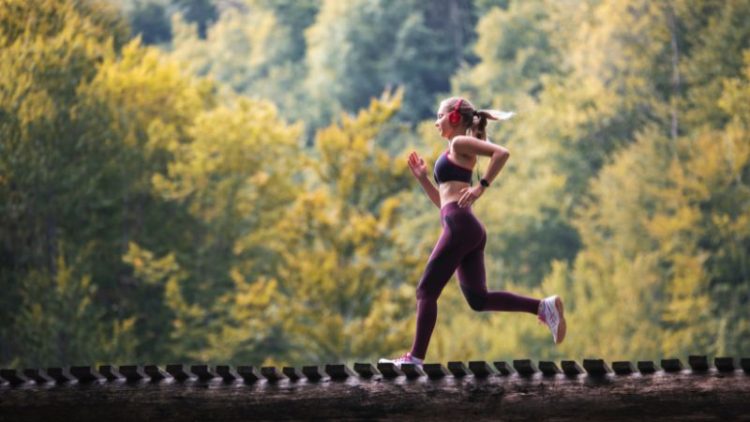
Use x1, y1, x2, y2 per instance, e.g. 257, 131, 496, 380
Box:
440, 201, 472, 216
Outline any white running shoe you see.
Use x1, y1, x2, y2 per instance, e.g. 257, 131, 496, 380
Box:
378, 352, 424, 367
538, 295, 566, 344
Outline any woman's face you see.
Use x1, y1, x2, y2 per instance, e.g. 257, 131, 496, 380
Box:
434, 102, 455, 140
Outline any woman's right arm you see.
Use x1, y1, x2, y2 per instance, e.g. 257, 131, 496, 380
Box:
416, 175, 441, 209
408, 152, 441, 209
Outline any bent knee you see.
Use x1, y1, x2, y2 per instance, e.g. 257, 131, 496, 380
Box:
467, 297, 486, 312
461, 285, 488, 311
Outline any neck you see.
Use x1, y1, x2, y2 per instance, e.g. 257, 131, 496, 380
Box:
449, 130, 465, 140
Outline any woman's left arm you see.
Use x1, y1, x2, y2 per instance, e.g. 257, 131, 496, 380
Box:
452, 136, 510, 207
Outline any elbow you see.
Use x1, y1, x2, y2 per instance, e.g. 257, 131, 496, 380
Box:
496, 148, 510, 160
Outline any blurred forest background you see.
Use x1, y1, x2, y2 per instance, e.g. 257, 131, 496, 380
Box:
2, 0, 749, 368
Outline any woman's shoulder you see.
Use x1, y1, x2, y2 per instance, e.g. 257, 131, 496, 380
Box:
447, 144, 476, 168
452, 135, 506, 157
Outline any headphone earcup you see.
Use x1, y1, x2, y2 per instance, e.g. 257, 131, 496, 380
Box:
448, 99, 463, 125
448, 110, 460, 125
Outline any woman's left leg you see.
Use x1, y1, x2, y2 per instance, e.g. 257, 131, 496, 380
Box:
457, 234, 540, 314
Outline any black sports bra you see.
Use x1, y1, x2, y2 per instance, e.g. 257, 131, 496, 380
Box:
433, 150, 473, 185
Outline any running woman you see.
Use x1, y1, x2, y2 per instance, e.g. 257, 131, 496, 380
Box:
379, 97, 566, 366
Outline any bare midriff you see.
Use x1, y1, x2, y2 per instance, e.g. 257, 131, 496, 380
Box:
439, 181, 471, 208
439, 147, 475, 207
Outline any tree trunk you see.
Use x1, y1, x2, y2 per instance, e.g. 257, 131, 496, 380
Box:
1, 362, 749, 421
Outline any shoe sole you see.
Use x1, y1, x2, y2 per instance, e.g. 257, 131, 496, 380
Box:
553, 295, 566, 344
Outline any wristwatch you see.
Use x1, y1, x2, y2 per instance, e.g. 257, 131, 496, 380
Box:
480, 178, 490, 188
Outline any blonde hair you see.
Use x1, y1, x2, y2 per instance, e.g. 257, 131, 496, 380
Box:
442, 97, 515, 140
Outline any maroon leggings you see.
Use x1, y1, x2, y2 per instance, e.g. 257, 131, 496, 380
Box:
410, 202, 540, 360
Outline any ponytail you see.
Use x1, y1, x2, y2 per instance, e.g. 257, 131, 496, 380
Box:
445, 97, 514, 140
470, 109, 515, 140
468, 108, 514, 184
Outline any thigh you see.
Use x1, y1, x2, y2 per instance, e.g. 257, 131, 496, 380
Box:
456, 233, 487, 294
416, 229, 464, 301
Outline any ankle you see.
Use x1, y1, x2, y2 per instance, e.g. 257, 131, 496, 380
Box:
408, 352, 425, 362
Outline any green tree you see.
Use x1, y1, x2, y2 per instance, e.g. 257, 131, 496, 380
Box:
12, 247, 137, 367
305, 0, 476, 127
0, 0, 151, 365
452, 0, 561, 109
72, 38, 212, 361
244, 0, 320, 61
262, 93, 421, 364
169, 5, 309, 127
561, 52, 750, 359
679, 0, 750, 130
141, 97, 304, 362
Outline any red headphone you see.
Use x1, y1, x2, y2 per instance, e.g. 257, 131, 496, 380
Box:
448, 99, 463, 125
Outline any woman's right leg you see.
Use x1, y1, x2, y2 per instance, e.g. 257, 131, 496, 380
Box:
410, 224, 464, 360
